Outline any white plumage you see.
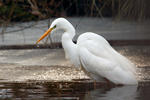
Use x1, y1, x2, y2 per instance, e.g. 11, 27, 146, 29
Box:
36, 18, 138, 85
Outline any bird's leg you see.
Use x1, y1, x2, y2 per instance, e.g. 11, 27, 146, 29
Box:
104, 78, 113, 87
104, 78, 109, 84
79, 61, 97, 89
104, 78, 123, 87
93, 80, 97, 89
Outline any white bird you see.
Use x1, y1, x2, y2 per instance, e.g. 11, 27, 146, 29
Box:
36, 18, 138, 85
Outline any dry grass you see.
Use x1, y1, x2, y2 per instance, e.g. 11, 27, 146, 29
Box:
0, 0, 149, 22
116, 0, 150, 21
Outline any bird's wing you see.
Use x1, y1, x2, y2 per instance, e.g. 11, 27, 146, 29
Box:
77, 32, 136, 74
79, 46, 117, 83
77, 32, 111, 59
77, 32, 137, 84
79, 46, 137, 84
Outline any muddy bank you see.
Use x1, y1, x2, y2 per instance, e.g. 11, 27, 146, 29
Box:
0, 46, 149, 82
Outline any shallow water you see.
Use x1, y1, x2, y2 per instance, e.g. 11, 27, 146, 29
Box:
0, 81, 149, 100
0, 66, 149, 100
0, 46, 149, 100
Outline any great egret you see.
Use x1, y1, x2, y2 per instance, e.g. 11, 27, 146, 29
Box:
36, 18, 138, 85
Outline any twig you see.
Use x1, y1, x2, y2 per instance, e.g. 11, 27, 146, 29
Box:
28, 0, 45, 18
1, 23, 7, 42
0, 1, 16, 41
4, 23, 37, 34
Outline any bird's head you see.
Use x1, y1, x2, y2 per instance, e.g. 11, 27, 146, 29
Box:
36, 18, 74, 44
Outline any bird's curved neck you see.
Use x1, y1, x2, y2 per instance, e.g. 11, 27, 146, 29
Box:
61, 29, 80, 67
62, 31, 76, 48
61, 22, 76, 43
60, 19, 76, 48
64, 24, 75, 39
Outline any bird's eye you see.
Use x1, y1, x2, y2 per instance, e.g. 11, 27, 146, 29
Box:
53, 25, 56, 29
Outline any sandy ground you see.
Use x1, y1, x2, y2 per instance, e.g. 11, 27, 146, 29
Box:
0, 46, 149, 82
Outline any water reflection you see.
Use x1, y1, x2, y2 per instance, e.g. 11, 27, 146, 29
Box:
0, 81, 149, 100
0, 82, 95, 100
0, 66, 149, 100
84, 85, 138, 100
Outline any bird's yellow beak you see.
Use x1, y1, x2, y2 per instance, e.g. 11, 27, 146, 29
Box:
36, 27, 54, 44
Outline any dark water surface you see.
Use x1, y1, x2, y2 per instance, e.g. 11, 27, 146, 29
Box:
0, 66, 149, 100
0, 81, 150, 100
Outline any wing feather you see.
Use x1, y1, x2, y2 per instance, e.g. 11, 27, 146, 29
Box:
77, 32, 137, 84
79, 46, 137, 84
77, 32, 136, 74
